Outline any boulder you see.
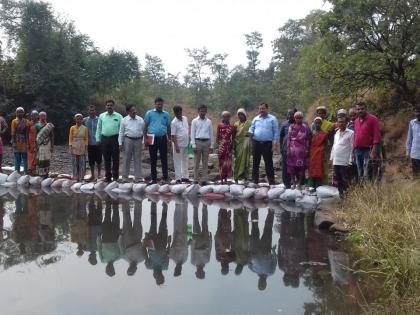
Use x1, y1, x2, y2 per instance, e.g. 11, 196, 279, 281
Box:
314, 211, 336, 229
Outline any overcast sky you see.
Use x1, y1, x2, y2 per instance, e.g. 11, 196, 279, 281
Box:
48, 0, 330, 75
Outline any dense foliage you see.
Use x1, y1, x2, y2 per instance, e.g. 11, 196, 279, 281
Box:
0, 0, 419, 140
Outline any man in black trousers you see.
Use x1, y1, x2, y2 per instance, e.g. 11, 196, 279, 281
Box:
96, 100, 123, 182
248, 103, 280, 185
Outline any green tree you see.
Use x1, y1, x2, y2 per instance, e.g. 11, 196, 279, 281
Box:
245, 31, 263, 77
184, 47, 211, 105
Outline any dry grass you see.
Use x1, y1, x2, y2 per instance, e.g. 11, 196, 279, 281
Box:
342, 181, 420, 314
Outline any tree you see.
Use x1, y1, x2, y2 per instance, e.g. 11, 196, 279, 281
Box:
319, 0, 420, 105
245, 31, 263, 77
144, 54, 165, 85
184, 47, 211, 104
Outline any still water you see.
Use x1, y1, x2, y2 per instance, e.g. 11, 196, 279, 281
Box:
0, 191, 359, 315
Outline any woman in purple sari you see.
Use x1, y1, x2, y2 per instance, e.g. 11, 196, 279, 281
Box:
287, 112, 311, 189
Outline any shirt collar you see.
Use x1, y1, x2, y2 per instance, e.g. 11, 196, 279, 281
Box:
106, 111, 115, 116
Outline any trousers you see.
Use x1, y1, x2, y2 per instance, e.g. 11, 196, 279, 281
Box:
122, 137, 143, 180
101, 135, 119, 181
194, 139, 210, 182
252, 140, 275, 184
354, 147, 370, 181
149, 136, 168, 181
173, 145, 189, 180
14, 152, 28, 173
281, 153, 291, 188
334, 165, 348, 197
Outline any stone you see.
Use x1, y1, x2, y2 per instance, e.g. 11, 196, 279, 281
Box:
315, 210, 336, 229
329, 223, 350, 233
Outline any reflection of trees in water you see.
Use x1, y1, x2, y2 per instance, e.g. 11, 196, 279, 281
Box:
276, 210, 359, 314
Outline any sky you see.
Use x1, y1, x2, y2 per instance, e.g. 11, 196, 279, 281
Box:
47, 0, 330, 75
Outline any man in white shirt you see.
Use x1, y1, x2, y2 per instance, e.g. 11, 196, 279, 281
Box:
330, 117, 354, 197
190, 104, 213, 184
171, 105, 190, 183
118, 105, 145, 182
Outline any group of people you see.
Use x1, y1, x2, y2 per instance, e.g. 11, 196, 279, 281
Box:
1, 99, 420, 195
0, 108, 55, 177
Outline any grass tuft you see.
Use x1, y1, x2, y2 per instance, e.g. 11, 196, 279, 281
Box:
342, 180, 420, 314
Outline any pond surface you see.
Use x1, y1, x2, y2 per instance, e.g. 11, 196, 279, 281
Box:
0, 191, 360, 315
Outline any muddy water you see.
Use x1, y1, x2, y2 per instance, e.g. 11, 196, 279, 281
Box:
0, 192, 360, 315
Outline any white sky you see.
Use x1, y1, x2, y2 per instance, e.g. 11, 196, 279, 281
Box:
47, 0, 330, 76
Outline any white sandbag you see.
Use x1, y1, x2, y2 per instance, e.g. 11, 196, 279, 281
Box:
145, 184, 160, 194
80, 183, 95, 191
2, 181, 16, 188
199, 185, 213, 195
62, 180, 76, 188
119, 183, 133, 191
112, 187, 128, 194
17, 175, 30, 185
51, 178, 66, 188
229, 184, 245, 197
158, 184, 170, 193
213, 185, 229, 194
71, 182, 83, 191
183, 184, 200, 197
94, 181, 108, 191
133, 183, 147, 193
267, 187, 285, 200
316, 185, 340, 199
104, 181, 118, 192
0, 173, 9, 184
7, 171, 21, 182
241, 187, 256, 199
296, 194, 319, 208
57, 173, 72, 179
254, 187, 269, 200
170, 184, 188, 194
29, 176, 43, 186
280, 189, 303, 202
41, 177, 53, 187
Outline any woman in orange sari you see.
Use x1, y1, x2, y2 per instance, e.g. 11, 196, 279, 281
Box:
28, 110, 41, 175
308, 117, 329, 188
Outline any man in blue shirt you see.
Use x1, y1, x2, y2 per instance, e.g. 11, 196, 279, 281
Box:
144, 97, 171, 183
83, 105, 102, 181
279, 108, 297, 188
248, 103, 280, 185
406, 105, 420, 177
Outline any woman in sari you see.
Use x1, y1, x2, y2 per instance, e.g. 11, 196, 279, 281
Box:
311, 106, 334, 184
69, 114, 88, 181
36, 112, 54, 177
287, 112, 311, 190
216, 111, 236, 183
0, 115, 8, 171
28, 110, 41, 175
233, 108, 251, 183
308, 117, 329, 188
11, 107, 30, 173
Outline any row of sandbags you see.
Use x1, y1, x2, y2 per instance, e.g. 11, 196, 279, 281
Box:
0, 171, 340, 205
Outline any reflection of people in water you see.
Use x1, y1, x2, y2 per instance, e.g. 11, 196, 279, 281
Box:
248, 209, 276, 291
233, 208, 250, 275
87, 196, 102, 265
190, 203, 212, 279
277, 211, 307, 288
97, 197, 121, 277
0, 199, 4, 242
144, 201, 170, 285
215, 208, 235, 275
70, 194, 89, 257
169, 200, 188, 277
37, 195, 56, 255
12, 195, 38, 255
118, 200, 146, 276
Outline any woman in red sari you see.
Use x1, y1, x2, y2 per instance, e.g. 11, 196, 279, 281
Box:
28, 110, 41, 175
308, 117, 329, 188
216, 111, 236, 183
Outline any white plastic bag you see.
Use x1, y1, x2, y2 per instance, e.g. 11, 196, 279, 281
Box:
80, 182, 95, 191
104, 181, 118, 192
145, 184, 160, 194
0, 173, 8, 184
71, 182, 83, 191
7, 171, 21, 182
170, 184, 188, 194
241, 188, 256, 199
229, 184, 245, 197
158, 184, 171, 193
183, 184, 200, 197
316, 185, 340, 199
94, 181, 108, 191
213, 185, 229, 194
267, 187, 285, 200
254, 187, 269, 200
41, 177, 53, 187
133, 183, 147, 193
29, 176, 43, 186
17, 175, 30, 185
280, 189, 303, 202
199, 185, 214, 195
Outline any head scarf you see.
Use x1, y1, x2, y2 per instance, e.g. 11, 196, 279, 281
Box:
313, 116, 323, 123
237, 108, 247, 118
337, 109, 347, 116
16, 107, 24, 113
74, 113, 83, 119
294, 111, 304, 118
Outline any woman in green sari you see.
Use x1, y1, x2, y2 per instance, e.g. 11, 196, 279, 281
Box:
233, 108, 252, 183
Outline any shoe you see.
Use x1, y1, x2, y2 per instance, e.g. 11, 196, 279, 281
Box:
118, 178, 127, 183
181, 178, 191, 183
104, 178, 112, 183
175, 179, 182, 184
